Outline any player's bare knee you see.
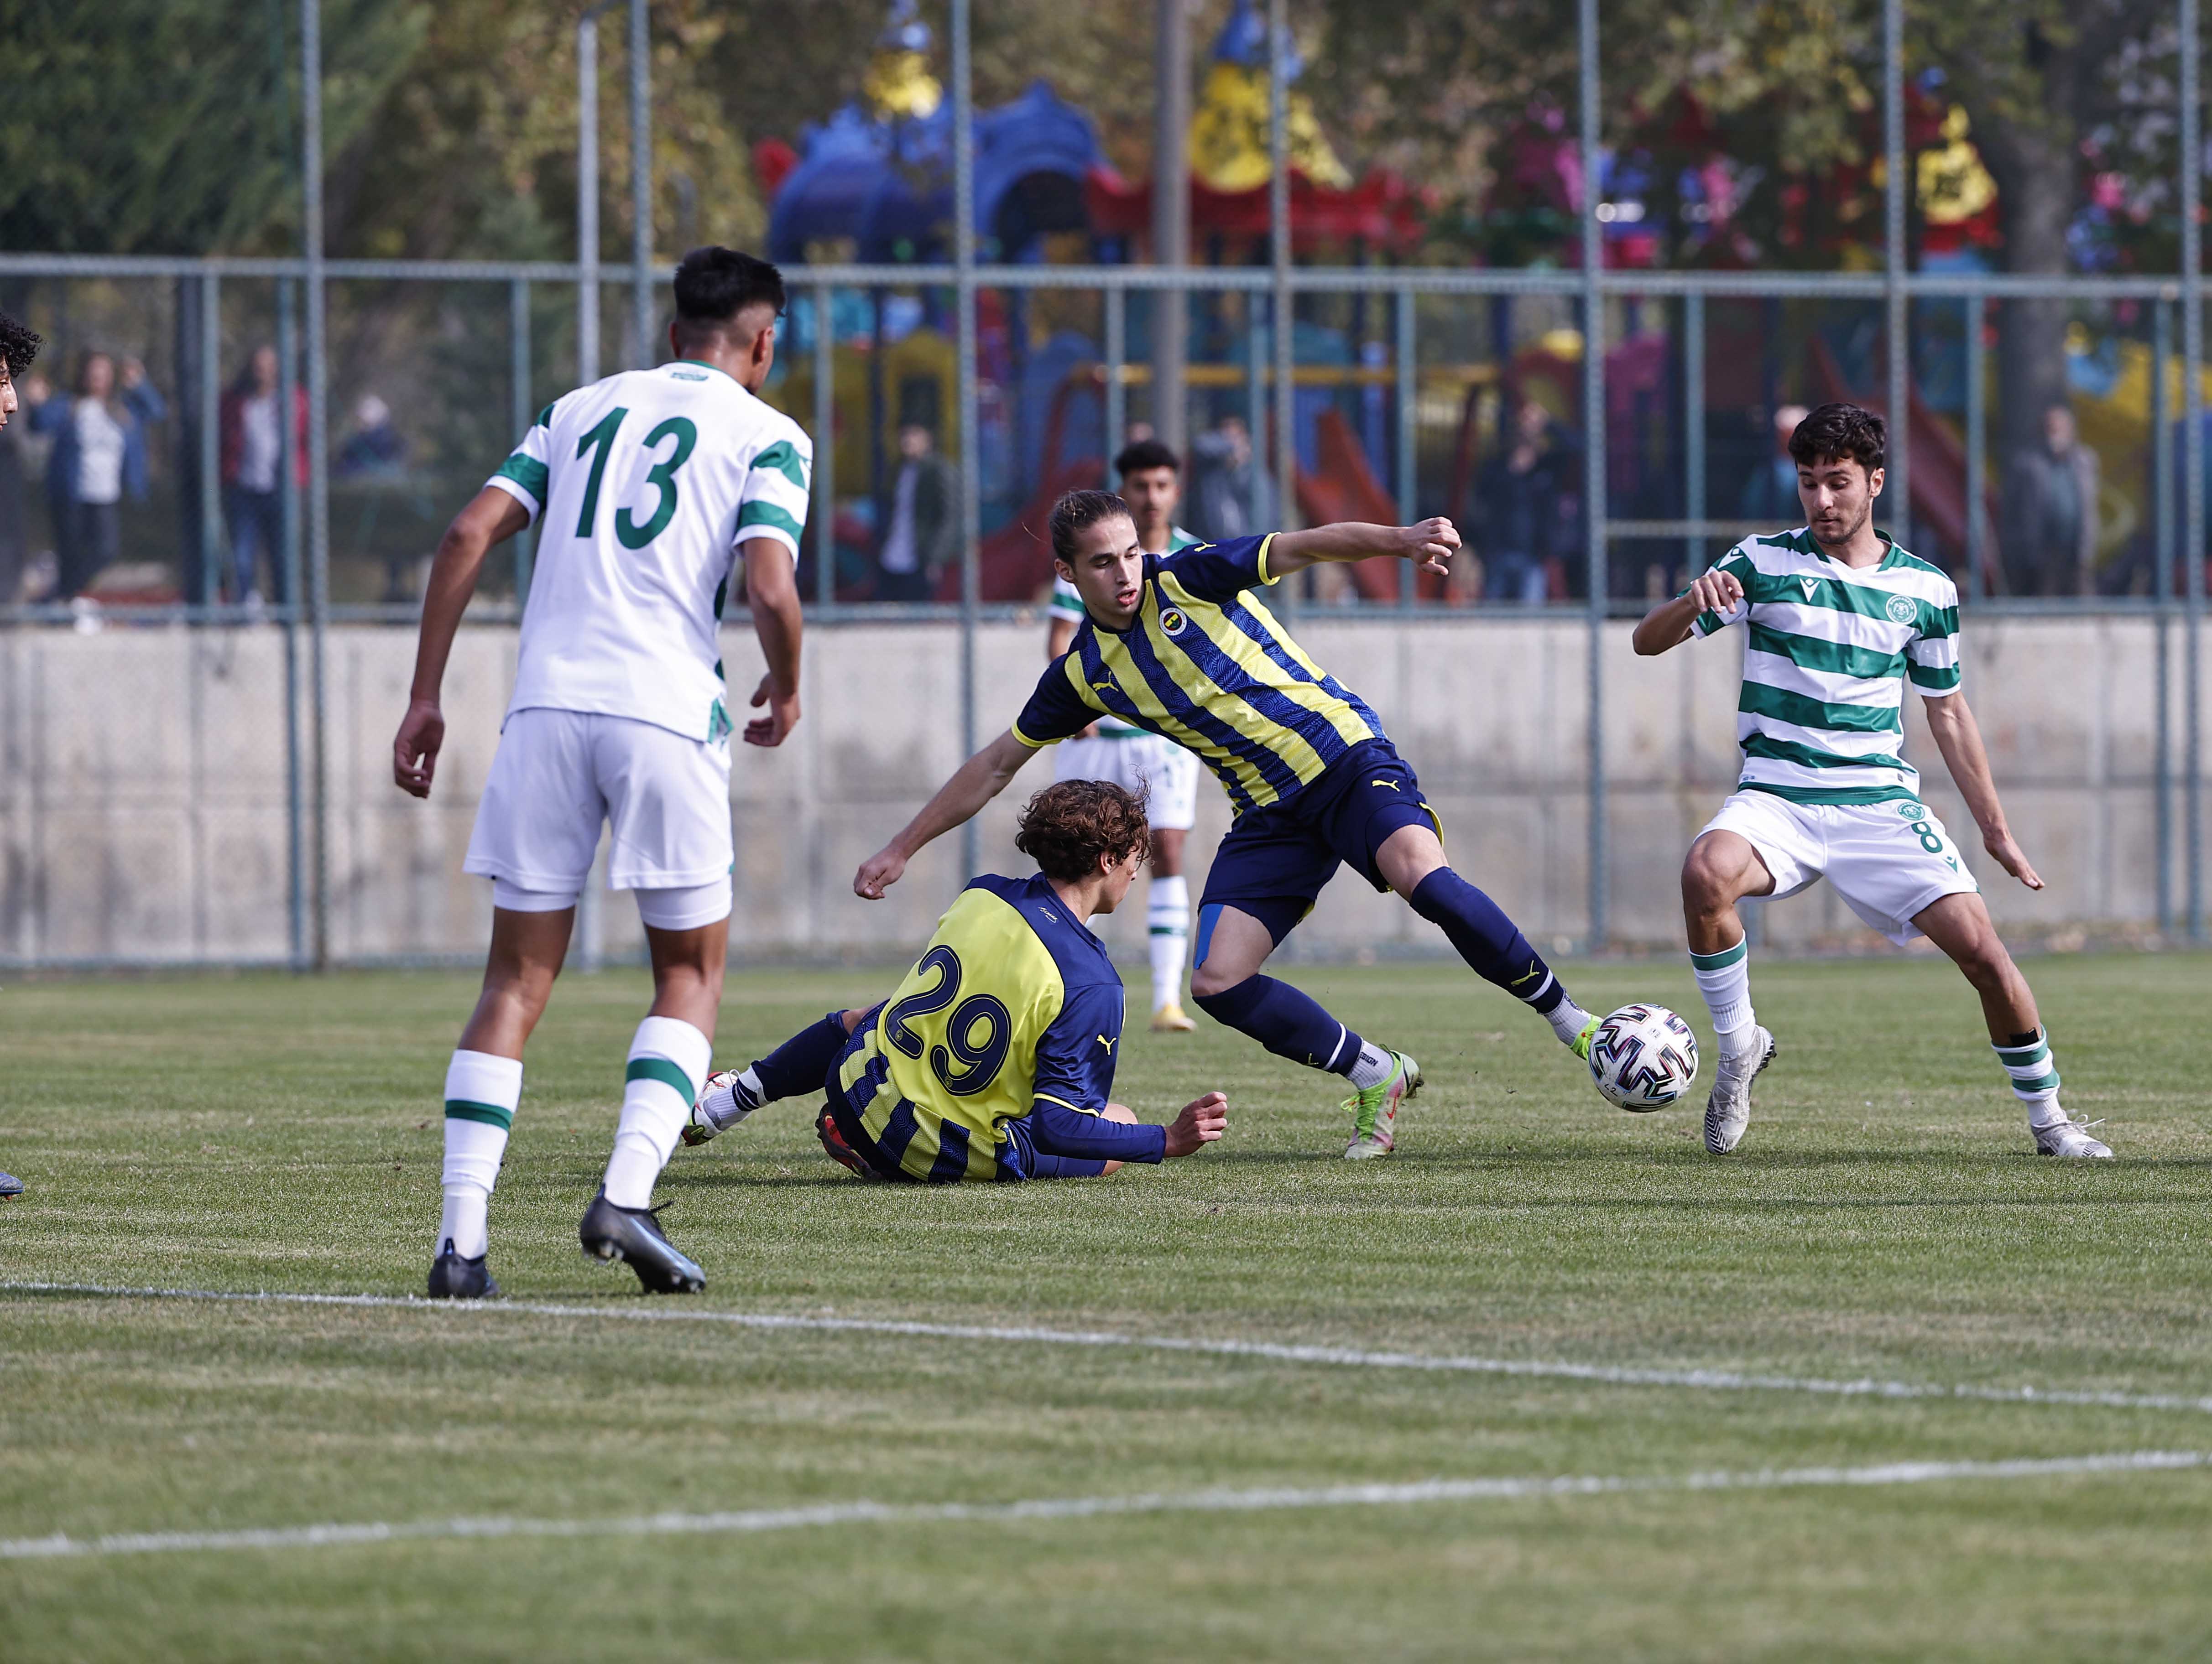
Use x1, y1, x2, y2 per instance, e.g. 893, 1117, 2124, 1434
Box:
1955, 934, 2014, 993
1680, 844, 1733, 915
1189, 957, 1235, 998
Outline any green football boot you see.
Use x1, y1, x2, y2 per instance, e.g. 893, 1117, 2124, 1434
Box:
1342, 1051, 1421, 1160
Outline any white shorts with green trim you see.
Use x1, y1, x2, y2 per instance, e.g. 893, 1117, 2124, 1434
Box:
465, 707, 734, 902
1053, 731, 1200, 832
1701, 789, 1979, 946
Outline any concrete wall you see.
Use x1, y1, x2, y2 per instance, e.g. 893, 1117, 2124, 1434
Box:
1, 615, 2204, 965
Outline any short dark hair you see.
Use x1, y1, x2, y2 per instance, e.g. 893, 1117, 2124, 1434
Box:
0, 310, 41, 376
1015, 780, 1151, 882
1788, 402, 1884, 474
672, 247, 786, 332
1047, 488, 1130, 565
1114, 438, 1180, 479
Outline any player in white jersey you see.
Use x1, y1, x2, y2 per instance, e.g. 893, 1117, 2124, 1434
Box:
1634, 402, 2109, 1160
392, 247, 814, 1297
1044, 438, 1207, 1030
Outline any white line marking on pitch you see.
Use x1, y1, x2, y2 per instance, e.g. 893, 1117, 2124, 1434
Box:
9, 1281, 2212, 1417
3, 1451, 2202, 1562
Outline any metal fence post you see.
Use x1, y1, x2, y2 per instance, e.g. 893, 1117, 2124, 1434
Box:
1684, 291, 1705, 577
1268, 0, 1295, 598
302, 0, 331, 971
1883, 0, 1909, 546
2186, 0, 2207, 940
509, 278, 534, 608
1396, 288, 1417, 612
198, 277, 222, 607
1105, 283, 1127, 468
629, 0, 652, 369
954, 0, 982, 881
278, 280, 306, 969
577, 7, 603, 386
1246, 303, 1267, 533
1965, 294, 1986, 602
2155, 295, 2175, 936
814, 281, 835, 610
1579, 0, 1607, 948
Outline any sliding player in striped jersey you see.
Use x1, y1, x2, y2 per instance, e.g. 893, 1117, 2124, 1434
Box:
1045, 439, 1207, 1031
1634, 402, 2109, 1159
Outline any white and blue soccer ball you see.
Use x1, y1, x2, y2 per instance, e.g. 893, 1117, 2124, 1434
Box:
1586, 1003, 1700, 1112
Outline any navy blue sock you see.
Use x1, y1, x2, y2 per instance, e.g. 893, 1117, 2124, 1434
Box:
1192, 975, 1362, 1074
754, 1010, 852, 1101
1409, 868, 1566, 1013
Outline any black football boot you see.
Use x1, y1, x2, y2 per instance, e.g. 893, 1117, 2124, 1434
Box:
578, 1190, 705, 1294
426, 1238, 500, 1299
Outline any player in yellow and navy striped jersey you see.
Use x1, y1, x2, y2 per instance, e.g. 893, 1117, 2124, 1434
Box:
680, 780, 1228, 1181
853, 490, 1615, 1160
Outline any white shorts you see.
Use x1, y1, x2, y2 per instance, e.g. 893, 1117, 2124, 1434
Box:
1053, 731, 1200, 831
464, 707, 734, 922
1701, 790, 1979, 946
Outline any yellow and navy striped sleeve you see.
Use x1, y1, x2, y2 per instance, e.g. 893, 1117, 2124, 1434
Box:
1158, 534, 1277, 602
1011, 652, 1106, 748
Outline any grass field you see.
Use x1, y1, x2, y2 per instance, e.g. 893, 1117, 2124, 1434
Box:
3, 952, 2210, 1660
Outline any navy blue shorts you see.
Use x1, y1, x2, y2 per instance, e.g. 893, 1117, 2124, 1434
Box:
1196, 739, 1439, 952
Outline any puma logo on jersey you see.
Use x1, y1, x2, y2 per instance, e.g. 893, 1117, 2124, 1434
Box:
1370, 779, 1399, 791
1096, 1034, 1116, 1053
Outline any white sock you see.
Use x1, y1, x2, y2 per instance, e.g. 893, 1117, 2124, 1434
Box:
603, 1016, 712, 1209
1690, 935, 1759, 1058
438, 1050, 522, 1258
1345, 1038, 1397, 1090
1545, 992, 1595, 1046
1147, 874, 1190, 1011
1993, 1029, 2066, 1127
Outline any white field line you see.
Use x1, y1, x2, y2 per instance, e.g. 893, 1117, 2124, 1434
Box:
3, 1451, 2204, 1562
9, 1281, 2212, 1417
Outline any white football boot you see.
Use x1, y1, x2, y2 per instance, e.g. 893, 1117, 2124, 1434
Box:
681, 1068, 759, 1148
1703, 1027, 1775, 1154
2031, 1107, 2113, 1159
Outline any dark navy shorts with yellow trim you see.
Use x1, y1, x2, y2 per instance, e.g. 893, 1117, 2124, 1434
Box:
1196, 738, 1438, 951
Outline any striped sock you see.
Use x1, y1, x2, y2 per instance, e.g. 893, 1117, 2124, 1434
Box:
603, 1016, 712, 1208
439, 1050, 522, 1258
1147, 875, 1190, 1011
1993, 1028, 2064, 1127
1690, 935, 1758, 1059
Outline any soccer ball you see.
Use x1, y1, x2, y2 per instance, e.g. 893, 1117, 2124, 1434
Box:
1586, 1003, 1700, 1112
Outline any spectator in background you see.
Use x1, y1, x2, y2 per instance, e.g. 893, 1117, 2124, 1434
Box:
2003, 402, 2099, 596
29, 351, 168, 601
1192, 414, 1275, 545
874, 421, 957, 602
1473, 397, 1565, 604
337, 393, 406, 477
0, 309, 31, 1193
1739, 403, 1810, 525
220, 345, 308, 608
0, 312, 34, 607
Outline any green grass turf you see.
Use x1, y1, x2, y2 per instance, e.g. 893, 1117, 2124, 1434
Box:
2, 953, 2209, 1660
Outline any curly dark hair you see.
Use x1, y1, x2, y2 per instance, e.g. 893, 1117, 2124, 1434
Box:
1014, 779, 1151, 883
0, 310, 42, 377
1047, 488, 1132, 566
1788, 402, 1884, 475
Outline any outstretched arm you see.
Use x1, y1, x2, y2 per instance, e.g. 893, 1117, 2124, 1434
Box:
393, 487, 531, 798
854, 729, 1036, 897
1264, 518, 1459, 579
1924, 692, 2043, 890
741, 537, 804, 747
1633, 566, 1744, 655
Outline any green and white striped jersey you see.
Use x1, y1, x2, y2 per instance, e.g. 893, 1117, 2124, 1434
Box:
1691, 527, 1962, 806
1048, 525, 1198, 736
487, 360, 811, 744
